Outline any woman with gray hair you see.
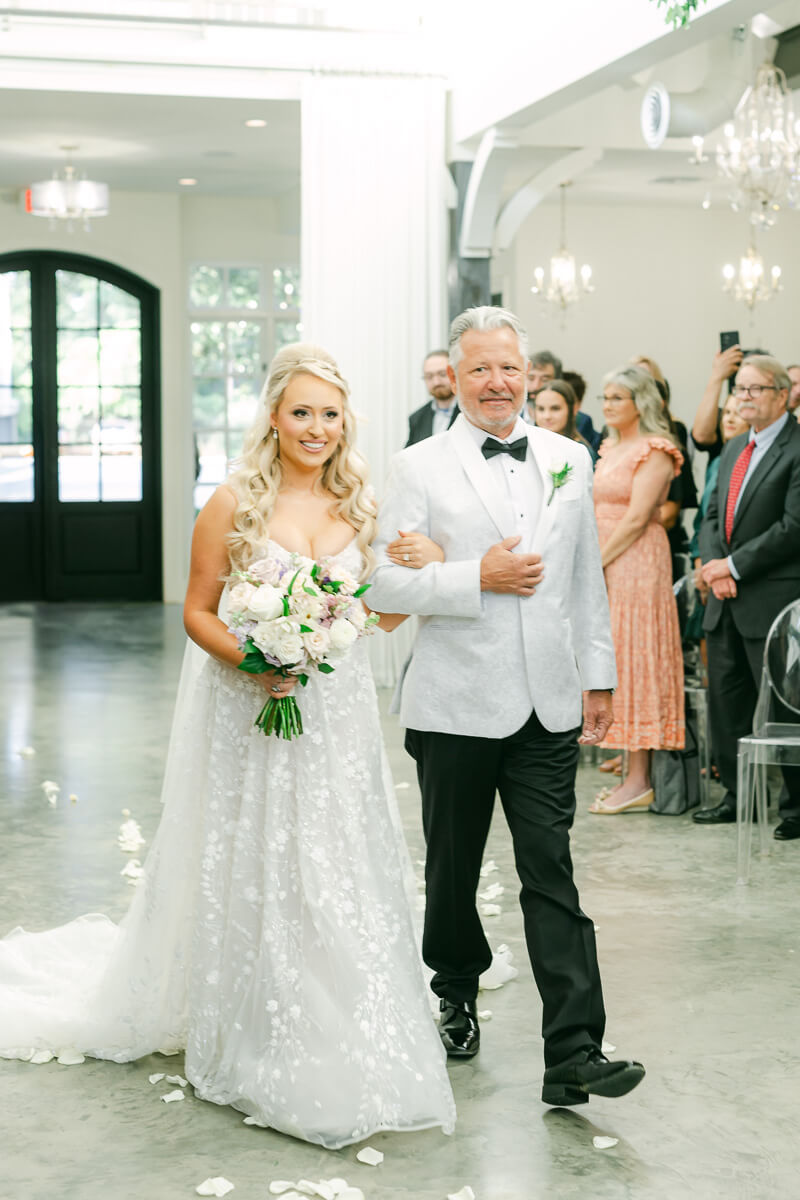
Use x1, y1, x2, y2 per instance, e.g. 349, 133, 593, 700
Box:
590, 364, 685, 813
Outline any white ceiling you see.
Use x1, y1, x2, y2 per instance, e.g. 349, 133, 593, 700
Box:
0, 90, 300, 194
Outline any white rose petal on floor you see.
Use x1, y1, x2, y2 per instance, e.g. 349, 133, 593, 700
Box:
478, 882, 504, 900
592, 1136, 619, 1150
601, 1041, 616, 1053
355, 1146, 384, 1165
29, 1050, 54, 1064
18, 746, 36, 758
477, 1009, 492, 1020
56, 1050, 85, 1065
479, 944, 518, 990
448, 1187, 476, 1200
480, 903, 502, 916
117, 818, 146, 853
195, 1178, 235, 1197
479, 859, 498, 876
161, 1088, 184, 1103
148, 1073, 165, 1084
165, 1074, 187, 1086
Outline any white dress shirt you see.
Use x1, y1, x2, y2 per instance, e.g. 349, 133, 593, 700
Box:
432, 400, 456, 437
463, 414, 543, 552
728, 411, 788, 578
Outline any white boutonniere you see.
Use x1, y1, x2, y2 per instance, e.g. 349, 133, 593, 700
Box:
547, 460, 574, 505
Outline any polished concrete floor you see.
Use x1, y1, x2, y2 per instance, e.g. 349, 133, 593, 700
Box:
1, 603, 798, 1200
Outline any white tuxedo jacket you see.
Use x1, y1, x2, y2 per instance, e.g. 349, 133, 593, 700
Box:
369, 414, 617, 738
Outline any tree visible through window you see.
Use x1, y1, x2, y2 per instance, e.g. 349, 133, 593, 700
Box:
190, 263, 301, 510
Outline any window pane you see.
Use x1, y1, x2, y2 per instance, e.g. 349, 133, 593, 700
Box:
191, 321, 226, 376
59, 445, 100, 502
11, 328, 32, 388
99, 329, 141, 386
0, 271, 31, 329
190, 265, 224, 308
0, 444, 34, 502
0, 386, 32, 442
196, 430, 227, 486
226, 429, 246, 462
58, 330, 100, 387
274, 320, 302, 353
58, 387, 100, 444
272, 267, 300, 311
229, 377, 260, 429
99, 282, 140, 329
101, 386, 141, 425
228, 267, 260, 309
228, 321, 261, 376
193, 378, 226, 428
100, 450, 142, 502
57, 271, 99, 329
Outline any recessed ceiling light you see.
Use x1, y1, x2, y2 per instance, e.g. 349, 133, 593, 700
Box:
178, 178, 197, 186
245, 118, 268, 128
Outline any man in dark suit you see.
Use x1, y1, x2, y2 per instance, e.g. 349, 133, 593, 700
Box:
695, 355, 800, 838
405, 349, 459, 445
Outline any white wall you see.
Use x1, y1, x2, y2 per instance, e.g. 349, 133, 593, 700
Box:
0, 188, 299, 602
504, 200, 800, 443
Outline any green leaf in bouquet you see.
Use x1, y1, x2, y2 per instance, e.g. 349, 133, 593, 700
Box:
298, 673, 309, 686
325, 580, 342, 594
303, 585, 317, 595
287, 568, 301, 594
238, 640, 270, 674
281, 596, 290, 617
310, 563, 319, 580
353, 584, 369, 597
317, 662, 335, 674
299, 624, 313, 633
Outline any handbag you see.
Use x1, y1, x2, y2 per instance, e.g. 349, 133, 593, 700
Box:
649, 705, 701, 815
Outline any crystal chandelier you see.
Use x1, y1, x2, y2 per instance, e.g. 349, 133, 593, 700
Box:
28, 147, 109, 232
531, 183, 594, 312
716, 62, 800, 229
722, 240, 782, 310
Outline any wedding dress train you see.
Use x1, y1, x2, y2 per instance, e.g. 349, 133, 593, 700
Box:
0, 540, 456, 1149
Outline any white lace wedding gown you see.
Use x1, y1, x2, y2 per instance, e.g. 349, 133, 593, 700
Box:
0, 539, 456, 1149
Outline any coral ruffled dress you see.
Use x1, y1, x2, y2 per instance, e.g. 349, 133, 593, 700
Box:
594, 436, 685, 752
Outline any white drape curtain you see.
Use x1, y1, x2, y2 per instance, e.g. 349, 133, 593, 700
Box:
301, 74, 447, 687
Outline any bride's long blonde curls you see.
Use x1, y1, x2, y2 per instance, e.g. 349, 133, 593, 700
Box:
226, 343, 377, 581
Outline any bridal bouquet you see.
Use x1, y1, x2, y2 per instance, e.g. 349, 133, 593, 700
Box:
226, 553, 378, 740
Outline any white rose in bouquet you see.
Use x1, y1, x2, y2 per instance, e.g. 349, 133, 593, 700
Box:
329, 616, 359, 653
289, 571, 318, 597
289, 589, 326, 621
247, 584, 284, 622
248, 557, 282, 586
335, 570, 360, 595
302, 627, 331, 659
251, 619, 280, 658
228, 581, 257, 611
269, 618, 304, 666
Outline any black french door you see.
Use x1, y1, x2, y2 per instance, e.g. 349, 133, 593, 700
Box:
0, 251, 161, 600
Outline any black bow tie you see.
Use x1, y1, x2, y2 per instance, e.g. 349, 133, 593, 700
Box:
481, 436, 528, 462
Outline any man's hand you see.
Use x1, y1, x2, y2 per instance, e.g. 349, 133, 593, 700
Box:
579, 690, 614, 745
711, 577, 737, 600
480, 537, 544, 596
701, 557, 733, 585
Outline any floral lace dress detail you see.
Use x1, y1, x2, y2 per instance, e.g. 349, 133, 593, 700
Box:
594, 438, 685, 752
0, 539, 456, 1149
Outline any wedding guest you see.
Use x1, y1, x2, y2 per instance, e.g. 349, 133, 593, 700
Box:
694, 355, 800, 838
632, 354, 697, 578
589, 364, 685, 814
691, 345, 769, 458
406, 349, 459, 445
686, 393, 749, 643
787, 364, 800, 415
534, 380, 597, 462
525, 349, 561, 421
562, 370, 602, 452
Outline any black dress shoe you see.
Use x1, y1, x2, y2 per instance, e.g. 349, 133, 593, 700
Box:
542, 1046, 645, 1107
693, 799, 736, 824
774, 817, 800, 841
438, 998, 479, 1058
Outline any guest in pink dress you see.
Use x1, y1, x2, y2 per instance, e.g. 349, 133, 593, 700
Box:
590, 365, 685, 814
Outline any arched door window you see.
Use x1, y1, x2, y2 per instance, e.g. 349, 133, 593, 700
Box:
0, 252, 161, 601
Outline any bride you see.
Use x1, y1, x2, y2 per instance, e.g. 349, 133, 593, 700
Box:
0, 343, 456, 1149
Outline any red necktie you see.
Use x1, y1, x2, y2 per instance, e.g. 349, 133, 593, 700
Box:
724, 439, 756, 543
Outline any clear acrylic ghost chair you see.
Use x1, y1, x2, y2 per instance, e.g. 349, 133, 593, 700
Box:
736, 599, 800, 884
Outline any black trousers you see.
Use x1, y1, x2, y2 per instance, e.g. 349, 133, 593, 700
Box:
706, 605, 800, 816
405, 708, 605, 1068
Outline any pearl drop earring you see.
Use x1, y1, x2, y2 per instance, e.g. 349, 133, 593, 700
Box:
272, 428, 278, 440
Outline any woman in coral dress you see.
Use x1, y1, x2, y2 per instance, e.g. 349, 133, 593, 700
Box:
590, 364, 685, 813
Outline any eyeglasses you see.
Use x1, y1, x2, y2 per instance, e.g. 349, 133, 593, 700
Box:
731, 384, 778, 399
423, 370, 449, 382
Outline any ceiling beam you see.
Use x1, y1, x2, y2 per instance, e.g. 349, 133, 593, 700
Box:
493, 146, 604, 254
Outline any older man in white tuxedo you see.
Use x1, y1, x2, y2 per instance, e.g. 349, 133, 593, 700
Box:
370, 306, 645, 1107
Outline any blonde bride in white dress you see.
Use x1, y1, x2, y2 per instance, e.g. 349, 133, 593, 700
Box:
0, 343, 456, 1150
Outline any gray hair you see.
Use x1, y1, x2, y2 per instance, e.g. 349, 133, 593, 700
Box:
449, 306, 529, 371
740, 354, 791, 394
531, 348, 563, 378
602, 364, 675, 444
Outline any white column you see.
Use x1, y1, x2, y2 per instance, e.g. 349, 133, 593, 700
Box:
301, 74, 447, 686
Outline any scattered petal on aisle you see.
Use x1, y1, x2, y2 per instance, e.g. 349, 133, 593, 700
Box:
56, 1050, 85, 1065
478, 944, 518, 991
69, 793, 79, 804
161, 1088, 185, 1103
355, 1146, 384, 1166
41, 780, 60, 806
29, 1050, 54, 1064
480, 903, 502, 917
120, 859, 144, 884
601, 1041, 616, 1054
477, 1010, 492, 1020
118, 818, 146, 853
478, 882, 504, 901
166, 1074, 187, 1086
448, 1188, 476, 1200
148, 1073, 166, 1084
195, 1179, 235, 1197
479, 859, 498, 876
592, 1136, 619, 1150
17, 746, 36, 758
394, 781, 411, 790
